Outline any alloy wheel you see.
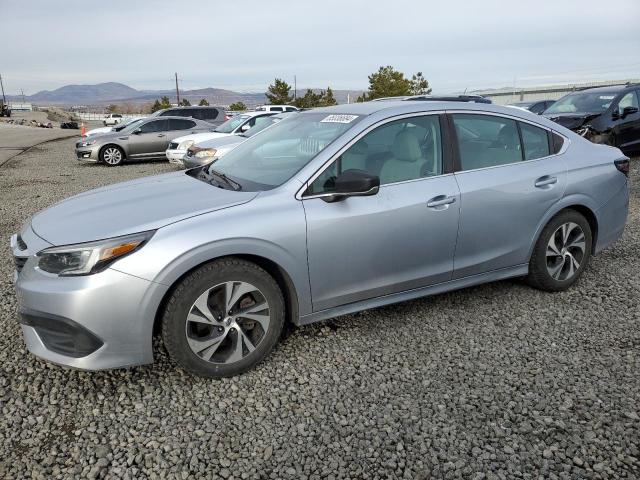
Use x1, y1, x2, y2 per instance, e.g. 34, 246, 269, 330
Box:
185, 281, 271, 364
103, 147, 122, 165
546, 222, 586, 281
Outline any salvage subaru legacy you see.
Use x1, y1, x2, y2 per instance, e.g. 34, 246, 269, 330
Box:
12, 101, 629, 378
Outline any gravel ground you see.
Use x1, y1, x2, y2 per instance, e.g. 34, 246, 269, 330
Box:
0, 138, 638, 479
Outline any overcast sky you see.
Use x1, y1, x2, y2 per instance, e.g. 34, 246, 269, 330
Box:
1, 0, 639, 95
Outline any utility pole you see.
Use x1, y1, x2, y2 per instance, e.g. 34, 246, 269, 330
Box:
21, 89, 25, 104
294, 75, 297, 100
175, 72, 180, 105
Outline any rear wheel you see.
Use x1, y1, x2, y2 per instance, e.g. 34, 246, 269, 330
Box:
100, 145, 124, 166
527, 210, 592, 291
162, 258, 285, 378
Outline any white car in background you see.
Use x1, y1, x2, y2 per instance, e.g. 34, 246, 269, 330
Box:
255, 105, 299, 112
165, 111, 276, 164
103, 113, 123, 126
84, 118, 145, 138
181, 112, 296, 168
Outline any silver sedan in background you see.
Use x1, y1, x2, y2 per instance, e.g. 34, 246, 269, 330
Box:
75, 116, 214, 166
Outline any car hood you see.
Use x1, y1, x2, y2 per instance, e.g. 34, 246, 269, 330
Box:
544, 112, 600, 130
198, 135, 245, 149
172, 131, 224, 146
31, 171, 258, 245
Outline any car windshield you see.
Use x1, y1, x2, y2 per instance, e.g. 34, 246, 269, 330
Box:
545, 92, 616, 115
214, 115, 250, 133
197, 112, 362, 190
241, 116, 278, 138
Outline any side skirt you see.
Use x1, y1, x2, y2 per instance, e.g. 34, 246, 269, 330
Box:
297, 264, 528, 326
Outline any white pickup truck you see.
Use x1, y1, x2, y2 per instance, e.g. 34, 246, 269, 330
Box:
103, 114, 123, 126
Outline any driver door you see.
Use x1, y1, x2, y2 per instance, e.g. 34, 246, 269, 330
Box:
301, 114, 460, 311
128, 119, 169, 158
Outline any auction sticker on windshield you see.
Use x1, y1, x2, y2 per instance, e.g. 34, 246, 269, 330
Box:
321, 114, 359, 123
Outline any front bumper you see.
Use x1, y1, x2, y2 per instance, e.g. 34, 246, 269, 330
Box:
11, 226, 164, 370
75, 143, 101, 162
165, 149, 187, 165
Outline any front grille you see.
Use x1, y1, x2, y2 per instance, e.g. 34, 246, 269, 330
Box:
169, 142, 179, 150
16, 234, 27, 250
14, 256, 27, 273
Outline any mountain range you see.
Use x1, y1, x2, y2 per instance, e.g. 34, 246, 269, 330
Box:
8, 82, 363, 107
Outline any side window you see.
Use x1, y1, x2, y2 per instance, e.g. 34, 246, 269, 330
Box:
452, 114, 521, 171
306, 115, 443, 194
200, 109, 218, 120
617, 92, 639, 116
551, 132, 565, 154
139, 119, 168, 133
530, 102, 546, 114
270, 107, 283, 112
520, 122, 550, 160
158, 109, 174, 117
285, 107, 296, 112
169, 119, 196, 130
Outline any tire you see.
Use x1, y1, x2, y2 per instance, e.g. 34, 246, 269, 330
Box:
100, 145, 125, 166
527, 209, 592, 291
161, 258, 285, 378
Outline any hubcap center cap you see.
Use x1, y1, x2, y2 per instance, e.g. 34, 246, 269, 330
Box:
223, 316, 233, 327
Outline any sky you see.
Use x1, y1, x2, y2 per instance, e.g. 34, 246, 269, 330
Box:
1, 0, 639, 95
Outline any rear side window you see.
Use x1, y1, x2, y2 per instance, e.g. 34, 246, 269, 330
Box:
519, 123, 550, 160
170, 119, 196, 130
199, 108, 219, 120
270, 107, 284, 112
452, 114, 522, 170
551, 133, 565, 154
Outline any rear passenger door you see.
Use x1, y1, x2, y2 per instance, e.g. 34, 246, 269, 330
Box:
450, 113, 567, 278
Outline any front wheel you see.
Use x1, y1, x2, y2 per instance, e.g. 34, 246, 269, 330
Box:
100, 145, 124, 166
162, 258, 285, 378
527, 210, 592, 291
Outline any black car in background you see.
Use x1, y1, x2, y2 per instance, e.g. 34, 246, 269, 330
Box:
544, 84, 640, 155
150, 106, 227, 127
509, 100, 556, 114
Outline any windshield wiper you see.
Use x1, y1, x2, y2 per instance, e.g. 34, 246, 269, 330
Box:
209, 168, 242, 191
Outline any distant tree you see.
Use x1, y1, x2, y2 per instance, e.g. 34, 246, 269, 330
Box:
293, 89, 321, 108
265, 78, 293, 105
150, 100, 163, 113
106, 104, 119, 113
198, 98, 210, 106
229, 102, 247, 111
320, 87, 337, 106
151, 96, 172, 113
180, 98, 191, 106
362, 66, 412, 101
409, 72, 432, 95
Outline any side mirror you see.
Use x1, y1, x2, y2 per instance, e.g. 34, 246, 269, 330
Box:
240, 123, 251, 132
622, 106, 639, 118
323, 169, 380, 203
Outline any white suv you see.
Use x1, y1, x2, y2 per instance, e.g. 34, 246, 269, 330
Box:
255, 105, 299, 113
103, 114, 123, 126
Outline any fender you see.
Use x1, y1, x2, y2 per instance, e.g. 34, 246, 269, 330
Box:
527, 193, 600, 260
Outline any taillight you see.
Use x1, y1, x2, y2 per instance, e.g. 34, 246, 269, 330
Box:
225, 115, 230, 121
614, 159, 630, 177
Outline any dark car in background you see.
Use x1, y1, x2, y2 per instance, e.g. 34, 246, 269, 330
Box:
508, 100, 556, 114
151, 106, 227, 127
544, 84, 640, 154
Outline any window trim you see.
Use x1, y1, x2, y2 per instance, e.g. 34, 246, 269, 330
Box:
446, 110, 570, 175
296, 111, 450, 200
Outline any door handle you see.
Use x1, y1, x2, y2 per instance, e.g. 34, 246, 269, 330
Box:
157, 134, 166, 137
534, 175, 557, 188
427, 195, 456, 208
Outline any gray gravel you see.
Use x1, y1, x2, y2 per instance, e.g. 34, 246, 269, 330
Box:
0, 137, 639, 479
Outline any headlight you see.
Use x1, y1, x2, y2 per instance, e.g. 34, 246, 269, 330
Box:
37, 231, 154, 276
178, 140, 195, 150
79, 139, 97, 147
194, 148, 217, 159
